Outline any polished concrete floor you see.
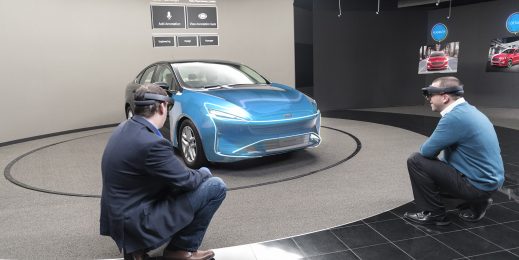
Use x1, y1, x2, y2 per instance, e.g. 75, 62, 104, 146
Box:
1, 110, 518, 259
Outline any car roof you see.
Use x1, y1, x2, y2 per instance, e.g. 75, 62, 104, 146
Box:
153, 59, 243, 66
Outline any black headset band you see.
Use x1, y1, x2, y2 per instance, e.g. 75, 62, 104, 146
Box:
134, 93, 170, 106
422, 85, 464, 95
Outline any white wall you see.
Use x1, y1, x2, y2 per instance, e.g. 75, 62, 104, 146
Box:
0, 0, 294, 143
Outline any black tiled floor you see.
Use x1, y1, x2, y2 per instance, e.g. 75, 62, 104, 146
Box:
432, 230, 501, 256
303, 250, 359, 260
293, 230, 348, 257
352, 243, 412, 260
252, 238, 303, 259
331, 224, 388, 249
215, 111, 519, 260
362, 211, 400, 223
394, 236, 463, 260
484, 205, 519, 223
499, 201, 519, 212
467, 251, 519, 259
367, 219, 426, 242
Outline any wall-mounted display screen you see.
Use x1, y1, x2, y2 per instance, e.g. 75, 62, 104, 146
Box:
153, 36, 175, 47
187, 6, 218, 28
486, 36, 519, 73
151, 5, 186, 29
418, 42, 459, 74
177, 36, 198, 47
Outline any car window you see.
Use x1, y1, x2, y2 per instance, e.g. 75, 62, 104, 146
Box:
155, 64, 174, 89
139, 66, 156, 84
171, 62, 268, 89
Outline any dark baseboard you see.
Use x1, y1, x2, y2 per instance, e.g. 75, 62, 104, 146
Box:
0, 123, 119, 148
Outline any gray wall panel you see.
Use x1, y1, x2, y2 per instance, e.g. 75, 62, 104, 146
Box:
313, 0, 427, 111
0, 0, 294, 143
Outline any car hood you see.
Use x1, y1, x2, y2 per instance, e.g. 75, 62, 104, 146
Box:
428, 56, 448, 62
201, 84, 316, 120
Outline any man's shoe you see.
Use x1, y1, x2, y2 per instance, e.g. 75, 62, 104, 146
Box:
404, 211, 451, 226
123, 252, 150, 260
162, 249, 215, 260
458, 198, 493, 223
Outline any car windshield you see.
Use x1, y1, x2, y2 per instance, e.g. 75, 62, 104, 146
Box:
502, 49, 514, 54
171, 62, 269, 89
430, 52, 445, 57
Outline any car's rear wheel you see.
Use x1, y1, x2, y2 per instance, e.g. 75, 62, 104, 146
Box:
126, 106, 134, 119
508, 59, 513, 68
179, 120, 207, 168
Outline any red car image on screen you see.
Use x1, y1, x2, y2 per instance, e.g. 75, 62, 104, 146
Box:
426, 51, 449, 71
491, 48, 519, 68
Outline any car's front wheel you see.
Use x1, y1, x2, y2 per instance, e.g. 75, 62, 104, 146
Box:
508, 59, 513, 68
179, 120, 207, 168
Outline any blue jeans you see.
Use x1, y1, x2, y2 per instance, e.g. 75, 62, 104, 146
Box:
167, 177, 226, 251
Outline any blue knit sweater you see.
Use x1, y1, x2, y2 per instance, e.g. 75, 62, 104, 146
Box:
420, 102, 504, 191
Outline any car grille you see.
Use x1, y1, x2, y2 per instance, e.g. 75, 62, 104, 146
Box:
431, 62, 445, 66
245, 134, 309, 153
248, 120, 312, 135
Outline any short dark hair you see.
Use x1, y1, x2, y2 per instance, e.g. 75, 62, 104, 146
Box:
431, 76, 463, 99
133, 84, 168, 118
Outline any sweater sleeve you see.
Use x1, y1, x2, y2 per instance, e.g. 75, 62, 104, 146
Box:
420, 114, 462, 158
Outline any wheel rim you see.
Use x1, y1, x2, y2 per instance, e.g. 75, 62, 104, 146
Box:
181, 126, 197, 163
508, 60, 512, 68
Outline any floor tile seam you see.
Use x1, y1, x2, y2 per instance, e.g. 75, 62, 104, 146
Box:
300, 250, 356, 260
462, 225, 515, 253
363, 216, 403, 225
500, 221, 519, 233
395, 214, 471, 235
397, 222, 467, 259
495, 203, 519, 214
329, 228, 352, 251
454, 248, 518, 259
288, 237, 306, 259
509, 247, 519, 258
328, 229, 363, 260
362, 220, 418, 260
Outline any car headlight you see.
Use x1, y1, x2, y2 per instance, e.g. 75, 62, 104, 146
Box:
208, 109, 249, 121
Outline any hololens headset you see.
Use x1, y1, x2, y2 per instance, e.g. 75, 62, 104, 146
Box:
134, 93, 172, 110
421, 85, 464, 98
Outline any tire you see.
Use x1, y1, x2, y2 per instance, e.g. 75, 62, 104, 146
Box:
508, 59, 513, 68
126, 106, 133, 119
179, 120, 207, 168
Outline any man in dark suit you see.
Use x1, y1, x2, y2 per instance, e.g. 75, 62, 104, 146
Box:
101, 84, 226, 260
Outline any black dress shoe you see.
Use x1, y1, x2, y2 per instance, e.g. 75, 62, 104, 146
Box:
458, 198, 493, 222
404, 211, 451, 226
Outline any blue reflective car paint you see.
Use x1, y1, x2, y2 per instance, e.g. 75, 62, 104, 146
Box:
168, 82, 321, 163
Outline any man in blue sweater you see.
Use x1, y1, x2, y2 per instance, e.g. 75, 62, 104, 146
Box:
404, 76, 504, 225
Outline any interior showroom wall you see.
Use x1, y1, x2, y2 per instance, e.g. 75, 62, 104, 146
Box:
313, 0, 519, 111
426, 0, 519, 107
0, 0, 294, 144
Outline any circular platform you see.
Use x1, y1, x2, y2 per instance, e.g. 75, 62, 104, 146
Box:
5, 126, 360, 197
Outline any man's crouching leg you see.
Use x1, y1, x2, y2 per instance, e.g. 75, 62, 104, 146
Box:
164, 177, 226, 260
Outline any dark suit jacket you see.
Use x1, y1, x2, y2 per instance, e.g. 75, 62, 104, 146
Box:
100, 116, 211, 253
